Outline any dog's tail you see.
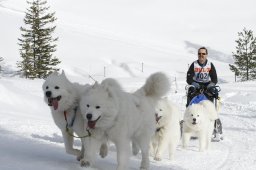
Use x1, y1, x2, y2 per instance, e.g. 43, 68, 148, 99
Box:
134, 72, 170, 101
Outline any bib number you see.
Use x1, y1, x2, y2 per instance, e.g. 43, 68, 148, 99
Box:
196, 72, 209, 81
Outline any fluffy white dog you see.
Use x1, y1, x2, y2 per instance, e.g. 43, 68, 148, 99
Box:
79, 72, 170, 170
42, 71, 107, 160
182, 100, 218, 152
150, 97, 181, 161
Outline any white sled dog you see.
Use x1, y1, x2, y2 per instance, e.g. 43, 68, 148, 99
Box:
182, 100, 218, 151
79, 72, 170, 170
150, 97, 181, 161
42, 71, 108, 160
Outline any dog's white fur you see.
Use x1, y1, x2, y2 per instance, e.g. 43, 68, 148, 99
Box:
42, 71, 107, 160
182, 100, 218, 151
150, 97, 181, 161
79, 72, 170, 170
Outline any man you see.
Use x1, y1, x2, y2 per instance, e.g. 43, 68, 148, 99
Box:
186, 47, 223, 141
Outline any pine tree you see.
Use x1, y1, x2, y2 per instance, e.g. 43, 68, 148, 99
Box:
17, 40, 34, 78
17, 0, 60, 79
229, 27, 256, 81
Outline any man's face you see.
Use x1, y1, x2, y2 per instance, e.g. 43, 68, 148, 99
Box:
198, 49, 207, 64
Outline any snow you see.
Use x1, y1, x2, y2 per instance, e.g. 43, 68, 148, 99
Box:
1, 0, 256, 169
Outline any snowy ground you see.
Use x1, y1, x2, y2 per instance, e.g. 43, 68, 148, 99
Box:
1, 0, 256, 169
1, 77, 256, 170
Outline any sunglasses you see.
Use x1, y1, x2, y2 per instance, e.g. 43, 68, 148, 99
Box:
198, 53, 206, 55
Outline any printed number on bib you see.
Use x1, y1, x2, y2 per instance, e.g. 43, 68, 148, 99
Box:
197, 72, 208, 80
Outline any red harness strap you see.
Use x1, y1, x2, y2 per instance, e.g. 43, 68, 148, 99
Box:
64, 111, 68, 121
63, 110, 91, 138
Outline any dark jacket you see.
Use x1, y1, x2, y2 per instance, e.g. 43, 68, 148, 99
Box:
186, 60, 218, 85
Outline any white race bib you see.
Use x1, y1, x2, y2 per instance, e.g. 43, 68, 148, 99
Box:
193, 61, 211, 83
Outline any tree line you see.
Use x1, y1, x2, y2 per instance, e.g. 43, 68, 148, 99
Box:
1, 0, 256, 81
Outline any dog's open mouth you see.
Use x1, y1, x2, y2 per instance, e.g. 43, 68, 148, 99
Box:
88, 116, 101, 129
47, 96, 61, 110
192, 122, 197, 125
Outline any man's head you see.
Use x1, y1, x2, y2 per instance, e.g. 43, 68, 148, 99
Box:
198, 47, 208, 64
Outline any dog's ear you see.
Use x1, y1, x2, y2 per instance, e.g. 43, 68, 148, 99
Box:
92, 81, 99, 89
61, 70, 69, 79
61, 70, 66, 77
59, 70, 70, 82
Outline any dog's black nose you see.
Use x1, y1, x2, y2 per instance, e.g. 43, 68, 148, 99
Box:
193, 118, 196, 122
86, 113, 92, 120
45, 91, 52, 97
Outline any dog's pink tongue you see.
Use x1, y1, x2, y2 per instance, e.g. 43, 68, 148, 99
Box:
52, 99, 58, 110
88, 121, 96, 129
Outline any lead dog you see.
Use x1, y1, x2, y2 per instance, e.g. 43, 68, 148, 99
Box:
79, 72, 170, 170
42, 71, 107, 160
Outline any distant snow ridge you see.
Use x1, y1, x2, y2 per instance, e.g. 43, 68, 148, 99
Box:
185, 41, 233, 63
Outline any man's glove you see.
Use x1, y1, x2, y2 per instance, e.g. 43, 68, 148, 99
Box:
207, 82, 218, 98
207, 82, 215, 89
192, 82, 200, 89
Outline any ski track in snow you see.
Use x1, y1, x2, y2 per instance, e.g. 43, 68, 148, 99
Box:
216, 100, 256, 170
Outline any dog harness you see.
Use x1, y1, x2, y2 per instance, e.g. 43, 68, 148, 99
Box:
189, 94, 208, 106
64, 106, 78, 128
64, 106, 91, 138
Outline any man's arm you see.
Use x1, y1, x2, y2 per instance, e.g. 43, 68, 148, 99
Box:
210, 63, 218, 84
186, 63, 194, 84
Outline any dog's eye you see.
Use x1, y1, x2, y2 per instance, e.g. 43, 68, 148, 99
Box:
159, 109, 162, 111
87, 104, 90, 108
46, 86, 49, 89
197, 115, 199, 117
191, 114, 193, 116
55, 86, 59, 89
96, 106, 100, 109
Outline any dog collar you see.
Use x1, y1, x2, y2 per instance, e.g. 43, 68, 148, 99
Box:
64, 106, 78, 128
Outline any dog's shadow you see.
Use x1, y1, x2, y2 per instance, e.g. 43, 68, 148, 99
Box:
31, 133, 82, 147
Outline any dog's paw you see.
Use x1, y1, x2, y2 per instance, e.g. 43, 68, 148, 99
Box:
154, 156, 162, 161
99, 143, 108, 158
80, 159, 90, 167
76, 154, 83, 161
140, 161, 149, 170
